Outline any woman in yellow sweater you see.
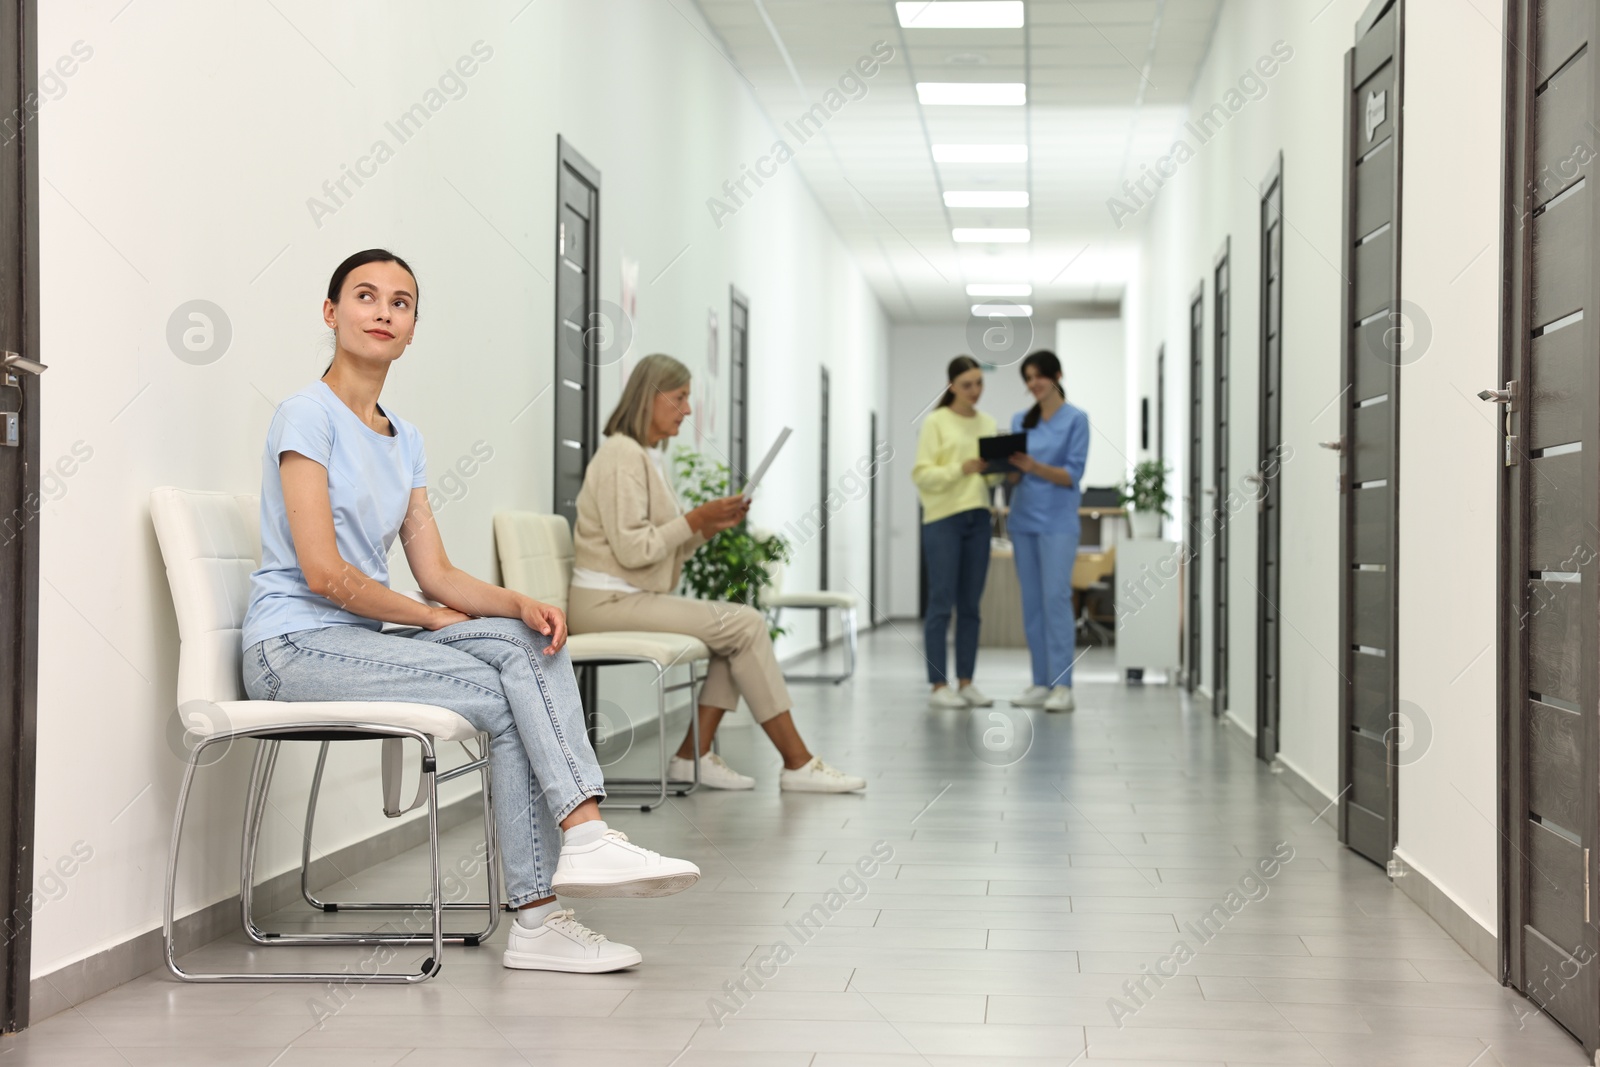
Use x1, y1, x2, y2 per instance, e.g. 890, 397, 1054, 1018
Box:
912, 355, 1001, 710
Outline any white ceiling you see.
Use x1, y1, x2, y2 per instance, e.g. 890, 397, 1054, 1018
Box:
693, 0, 1224, 320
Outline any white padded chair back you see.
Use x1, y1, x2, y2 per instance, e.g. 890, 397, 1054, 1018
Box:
493, 511, 574, 612
749, 527, 787, 596
150, 487, 260, 707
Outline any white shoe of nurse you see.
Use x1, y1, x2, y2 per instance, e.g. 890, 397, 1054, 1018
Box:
779, 757, 867, 793
929, 686, 968, 710
668, 752, 755, 790
959, 684, 994, 707
503, 908, 642, 973
1044, 685, 1076, 713
551, 829, 701, 899
1012, 685, 1050, 707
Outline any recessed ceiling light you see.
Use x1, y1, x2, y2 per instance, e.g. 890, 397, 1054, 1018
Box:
967, 283, 1033, 297
972, 303, 1033, 317
897, 2, 1025, 28
944, 191, 1029, 208
953, 227, 1030, 243
932, 144, 1028, 163
917, 82, 1026, 106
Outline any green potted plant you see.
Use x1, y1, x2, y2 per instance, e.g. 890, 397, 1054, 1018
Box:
671, 447, 791, 638
1119, 459, 1172, 539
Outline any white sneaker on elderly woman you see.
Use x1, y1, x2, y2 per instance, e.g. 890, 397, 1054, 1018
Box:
667, 752, 755, 790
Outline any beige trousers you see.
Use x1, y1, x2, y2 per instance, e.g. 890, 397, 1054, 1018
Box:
567, 587, 792, 725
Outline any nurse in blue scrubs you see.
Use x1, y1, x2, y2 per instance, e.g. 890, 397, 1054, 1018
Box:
1006, 350, 1090, 712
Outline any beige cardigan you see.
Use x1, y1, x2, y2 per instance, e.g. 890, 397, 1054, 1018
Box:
572, 432, 707, 594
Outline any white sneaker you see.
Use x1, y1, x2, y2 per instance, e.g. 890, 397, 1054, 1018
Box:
1044, 685, 1076, 713
929, 686, 968, 709
551, 829, 701, 898
779, 757, 866, 793
1012, 685, 1051, 707
959, 684, 994, 707
668, 752, 755, 790
503, 909, 642, 973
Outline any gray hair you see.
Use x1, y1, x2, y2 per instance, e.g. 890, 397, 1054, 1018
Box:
604, 353, 692, 447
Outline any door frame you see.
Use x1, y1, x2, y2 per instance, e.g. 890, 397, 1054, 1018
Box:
1256, 153, 1285, 762
1185, 284, 1204, 695
1212, 238, 1232, 719
0, 0, 41, 1032
552, 135, 600, 527
1336, 0, 1405, 868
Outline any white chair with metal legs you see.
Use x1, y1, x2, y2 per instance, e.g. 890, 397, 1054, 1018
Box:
494, 511, 710, 811
151, 487, 500, 984
758, 550, 859, 685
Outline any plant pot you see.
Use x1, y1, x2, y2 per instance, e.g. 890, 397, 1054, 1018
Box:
1128, 510, 1162, 539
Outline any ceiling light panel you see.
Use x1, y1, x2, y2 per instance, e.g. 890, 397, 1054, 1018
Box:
944, 191, 1029, 208
953, 228, 1030, 243
966, 283, 1033, 297
971, 303, 1033, 316
932, 144, 1028, 163
916, 83, 1026, 106
896, 2, 1025, 28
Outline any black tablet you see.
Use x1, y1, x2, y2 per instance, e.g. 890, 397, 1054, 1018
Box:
978, 432, 1027, 473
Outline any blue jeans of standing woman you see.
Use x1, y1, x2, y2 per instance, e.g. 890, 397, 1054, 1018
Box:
242, 617, 605, 908
922, 507, 993, 685
1012, 529, 1080, 688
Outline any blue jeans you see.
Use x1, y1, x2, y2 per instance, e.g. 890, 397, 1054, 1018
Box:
1012, 530, 1079, 687
243, 618, 605, 907
922, 508, 993, 685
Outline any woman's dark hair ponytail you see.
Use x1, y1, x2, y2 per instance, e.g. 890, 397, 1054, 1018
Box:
323, 249, 420, 376
1019, 350, 1065, 429
938, 354, 983, 407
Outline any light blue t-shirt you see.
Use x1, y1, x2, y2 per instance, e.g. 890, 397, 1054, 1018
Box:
1009, 402, 1090, 535
242, 381, 428, 648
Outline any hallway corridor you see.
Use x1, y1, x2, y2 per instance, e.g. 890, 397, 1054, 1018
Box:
9, 631, 1581, 1065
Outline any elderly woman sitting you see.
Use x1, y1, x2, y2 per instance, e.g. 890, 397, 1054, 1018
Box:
567, 353, 865, 793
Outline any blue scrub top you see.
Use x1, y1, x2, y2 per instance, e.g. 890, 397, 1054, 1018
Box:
242, 381, 429, 649
1009, 402, 1090, 535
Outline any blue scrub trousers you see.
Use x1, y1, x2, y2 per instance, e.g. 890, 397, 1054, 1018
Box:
922, 507, 993, 685
1012, 530, 1079, 688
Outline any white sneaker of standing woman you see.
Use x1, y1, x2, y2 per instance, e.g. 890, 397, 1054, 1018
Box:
1011, 685, 1051, 707
1044, 685, 1076, 713
503, 907, 641, 973
959, 684, 994, 707
667, 752, 755, 790
929, 686, 968, 710
779, 756, 867, 793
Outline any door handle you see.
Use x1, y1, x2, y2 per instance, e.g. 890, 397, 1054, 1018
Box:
1318, 438, 1344, 452
1478, 380, 1521, 465
2, 351, 47, 386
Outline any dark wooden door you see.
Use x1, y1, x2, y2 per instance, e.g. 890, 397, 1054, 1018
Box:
1212, 241, 1232, 719
818, 368, 831, 648
553, 137, 600, 527
869, 410, 879, 625
1185, 286, 1204, 694
729, 288, 750, 484
1337, 0, 1403, 871
1156, 345, 1166, 469
1499, 0, 1599, 1050
0, 0, 41, 1032
1257, 155, 1285, 761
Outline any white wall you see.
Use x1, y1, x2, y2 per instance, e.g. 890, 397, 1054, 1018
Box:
1126, 0, 1504, 937
1391, 0, 1503, 935
33, 0, 888, 979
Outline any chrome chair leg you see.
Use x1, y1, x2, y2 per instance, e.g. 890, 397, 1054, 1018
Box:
166, 725, 446, 983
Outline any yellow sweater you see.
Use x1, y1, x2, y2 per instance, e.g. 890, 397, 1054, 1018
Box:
912, 406, 1000, 524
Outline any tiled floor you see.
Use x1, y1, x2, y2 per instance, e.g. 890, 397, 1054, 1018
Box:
5, 631, 1588, 1065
